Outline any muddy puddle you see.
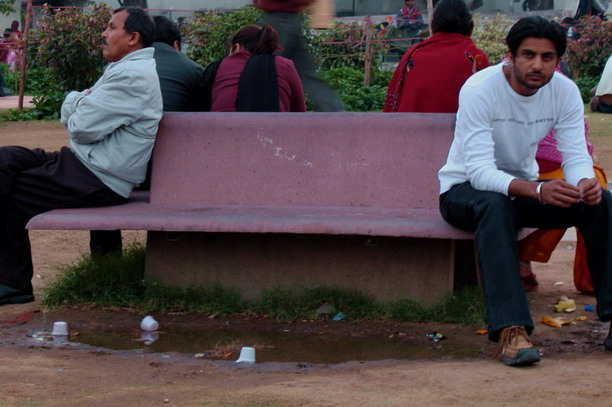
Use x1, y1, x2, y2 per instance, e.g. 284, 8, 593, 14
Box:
60, 329, 481, 364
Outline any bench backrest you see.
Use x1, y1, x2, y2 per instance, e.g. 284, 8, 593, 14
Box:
150, 112, 456, 209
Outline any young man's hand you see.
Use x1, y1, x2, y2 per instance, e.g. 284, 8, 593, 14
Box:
539, 179, 581, 207
578, 177, 603, 206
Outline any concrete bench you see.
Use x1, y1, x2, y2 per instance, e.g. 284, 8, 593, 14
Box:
27, 112, 520, 304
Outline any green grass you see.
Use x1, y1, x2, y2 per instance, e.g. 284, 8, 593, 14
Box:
586, 109, 612, 170
43, 244, 486, 326
42, 243, 243, 314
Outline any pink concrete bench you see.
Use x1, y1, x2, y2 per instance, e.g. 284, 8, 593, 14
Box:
27, 112, 512, 304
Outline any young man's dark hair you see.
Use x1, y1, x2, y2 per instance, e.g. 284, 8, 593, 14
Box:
506, 16, 566, 58
431, 0, 473, 36
153, 15, 181, 51
114, 6, 155, 48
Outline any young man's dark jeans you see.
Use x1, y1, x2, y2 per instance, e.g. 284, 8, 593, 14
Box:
440, 181, 612, 341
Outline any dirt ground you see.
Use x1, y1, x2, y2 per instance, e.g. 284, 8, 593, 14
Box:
0, 121, 611, 407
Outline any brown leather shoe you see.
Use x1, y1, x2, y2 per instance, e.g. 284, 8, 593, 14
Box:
494, 325, 541, 366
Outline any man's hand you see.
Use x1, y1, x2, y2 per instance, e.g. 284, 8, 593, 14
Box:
578, 177, 602, 206
590, 95, 600, 113
539, 179, 581, 208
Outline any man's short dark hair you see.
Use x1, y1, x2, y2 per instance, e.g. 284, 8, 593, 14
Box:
506, 16, 566, 58
153, 15, 181, 50
431, 0, 473, 36
114, 6, 155, 48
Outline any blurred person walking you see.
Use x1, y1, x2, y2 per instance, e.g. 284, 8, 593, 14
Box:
253, 0, 345, 111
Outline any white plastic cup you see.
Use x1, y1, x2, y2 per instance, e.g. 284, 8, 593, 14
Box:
140, 331, 159, 345
51, 321, 69, 336
140, 315, 159, 332
236, 346, 256, 363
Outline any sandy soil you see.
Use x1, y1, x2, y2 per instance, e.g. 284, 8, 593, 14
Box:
0, 121, 611, 407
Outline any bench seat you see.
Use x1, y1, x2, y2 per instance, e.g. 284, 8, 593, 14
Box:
27, 204, 474, 239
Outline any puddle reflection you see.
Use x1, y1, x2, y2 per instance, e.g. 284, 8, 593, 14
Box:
72, 330, 481, 364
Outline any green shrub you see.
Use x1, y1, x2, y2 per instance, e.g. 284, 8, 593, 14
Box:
183, 6, 262, 67
472, 14, 513, 64
23, 3, 111, 119
320, 67, 392, 111
0, 0, 15, 15
311, 20, 385, 71
566, 17, 612, 79
574, 75, 599, 103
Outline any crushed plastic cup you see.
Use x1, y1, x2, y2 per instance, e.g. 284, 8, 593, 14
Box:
140, 315, 159, 332
426, 332, 446, 343
332, 312, 345, 321
51, 321, 69, 336
236, 346, 256, 363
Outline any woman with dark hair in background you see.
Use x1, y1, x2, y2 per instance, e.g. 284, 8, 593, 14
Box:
383, 0, 489, 113
209, 24, 305, 112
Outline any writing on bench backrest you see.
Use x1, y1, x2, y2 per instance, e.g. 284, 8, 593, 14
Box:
150, 112, 456, 209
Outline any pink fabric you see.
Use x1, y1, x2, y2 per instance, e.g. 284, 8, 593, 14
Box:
211, 49, 306, 113
536, 121, 593, 173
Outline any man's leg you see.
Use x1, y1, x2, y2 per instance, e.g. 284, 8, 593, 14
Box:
0, 146, 56, 295
261, 11, 345, 112
597, 101, 612, 114
441, 182, 543, 366
572, 191, 612, 322
440, 182, 533, 340
0, 147, 126, 302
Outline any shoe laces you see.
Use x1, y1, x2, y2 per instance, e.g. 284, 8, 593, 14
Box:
493, 325, 533, 358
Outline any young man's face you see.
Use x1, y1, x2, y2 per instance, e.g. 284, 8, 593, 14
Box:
102, 10, 137, 62
508, 37, 559, 96
405, 0, 416, 7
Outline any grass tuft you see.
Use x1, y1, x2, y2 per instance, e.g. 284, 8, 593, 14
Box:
43, 243, 242, 314
43, 243, 147, 309
43, 245, 486, 325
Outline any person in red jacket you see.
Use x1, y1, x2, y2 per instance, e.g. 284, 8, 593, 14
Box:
253, 0, 345, 111
384, 0, 490, 113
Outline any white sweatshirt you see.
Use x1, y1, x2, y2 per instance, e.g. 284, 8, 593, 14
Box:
439, 63, 594, 195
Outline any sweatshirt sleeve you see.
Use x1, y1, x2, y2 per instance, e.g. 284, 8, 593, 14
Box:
554, 82, 594, 185
456, 84, 515, 194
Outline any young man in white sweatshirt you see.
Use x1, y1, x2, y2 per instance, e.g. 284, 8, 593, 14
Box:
438, 16, 612, 366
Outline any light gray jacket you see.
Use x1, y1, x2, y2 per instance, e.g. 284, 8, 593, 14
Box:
61, 47, 163, 198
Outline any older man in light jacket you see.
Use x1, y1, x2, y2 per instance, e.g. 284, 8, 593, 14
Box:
0, 6, 162, 307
